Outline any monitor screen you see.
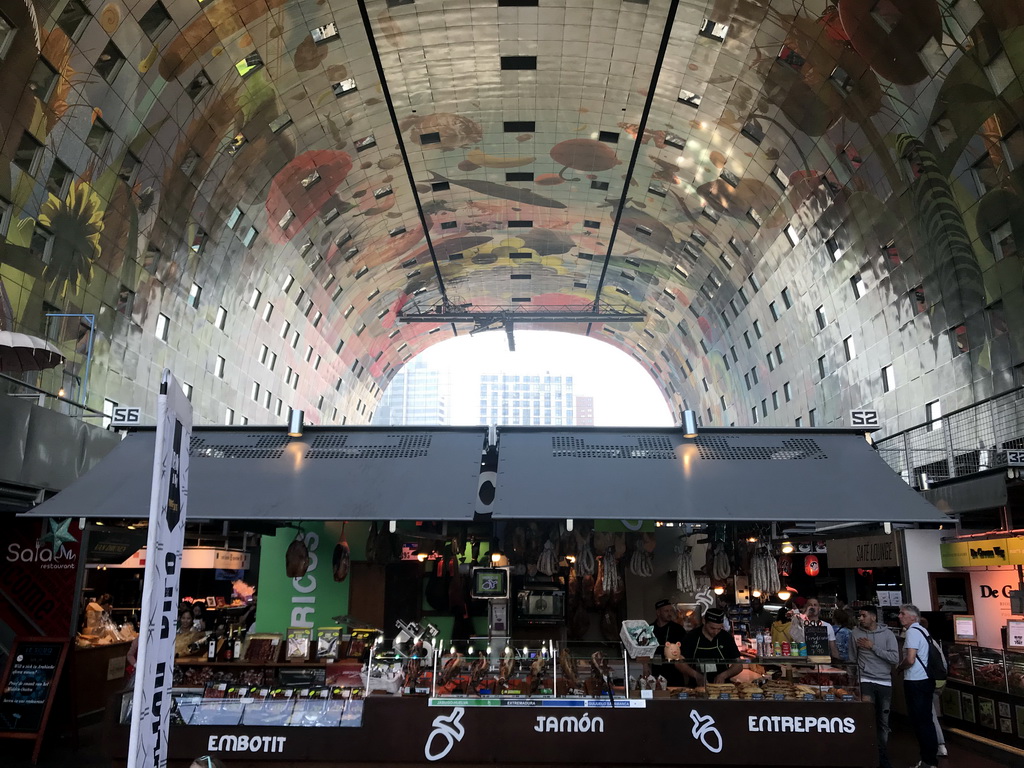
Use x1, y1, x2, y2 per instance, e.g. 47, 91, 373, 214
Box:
471, 567, 509, 599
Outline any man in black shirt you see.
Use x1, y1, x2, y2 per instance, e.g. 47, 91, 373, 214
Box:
679, 608, 743, 684
643, 598, 689, 686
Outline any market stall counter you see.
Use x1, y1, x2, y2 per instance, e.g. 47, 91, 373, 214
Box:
940, 642, 1024, 749
107, 695, 876, 767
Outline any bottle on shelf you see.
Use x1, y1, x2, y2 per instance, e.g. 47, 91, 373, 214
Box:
206, 632, 217, 662
224, 626, 235, 661
233, 626, 244, 661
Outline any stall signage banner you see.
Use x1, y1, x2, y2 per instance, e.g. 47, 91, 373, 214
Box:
940, 537, 1024, 568
128, 370, 191, 768
255, 522, 350, 636
0, 638, 68, 733
804, 625, 831, 657
825, 534, 899, 569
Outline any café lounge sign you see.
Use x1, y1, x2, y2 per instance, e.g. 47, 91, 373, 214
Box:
826, 534, 899, 569
940, 537, 1024, 569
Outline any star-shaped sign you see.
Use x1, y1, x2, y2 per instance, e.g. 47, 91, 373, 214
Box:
40, 517, 76, 555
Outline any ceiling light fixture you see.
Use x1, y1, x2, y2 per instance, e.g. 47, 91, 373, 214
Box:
777, 587, 792, 602
781, 541, 794, 554
682, 409, 699, 438
288, 408, 304, 437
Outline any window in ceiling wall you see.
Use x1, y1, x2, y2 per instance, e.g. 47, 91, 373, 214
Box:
741, 119, 764, 145
291, 330, 300, 349
46, 160, 71, 198
926, 399, 941, 431
648, 183, 667, 197
829, 66, 853, 93
750, 367, 758, 385
795, 416, 802, 427
116, 285, 134, 316
373, 185, 393, 199
988, 301, 1008, 337
27, 57, 59, 100
720, 311, 730, 329
910, 284, 926, 314
949, 324, 970, 356
986, 50, 1015, 93
215, 306, 227, 330
56, 1, 90, 40
389, 225, 406, 237
236, 52, 263, 78
155, 313, 169, 342
815, 304, 827, 330
881, 364, 895, 393
226, 206, 243, 229
118, 151, 141, 184
249, 289, 261, 309
751, 405, 758, 424
767, 351, 775, 371
699, 18, 729, 41
188, 282, 202, 309
95, 41, 125, 83
839, 142, 863, 171
190, 227, 207, 254
744, 372, 751, 391
808, 409, 817, 427
0, 12, 15, 60
13, 132, 42, 174
843, 335, 856, 361
242, 227, 258, 247
598, 131, 619, 144
251, 381, 260, 402
30, 225, 53, 263
267, 114, 293, 135
931, 113, 956, 151
673, 264, 687, 279
850, 273, 864, 300
784, 381, 792, 402
781, 287, 792, 309
280, 320, 290, 339
501, 56, 537, 70
771, 166, 789, 189
262, 302, 274, 322
179, 149, 199, 176
311, 22, 339, 43
139, 1, 172, 39
991, 220, 1017, 261
504, 120, 535, 132
825, 237, 841, 262
591, 180, 609, 191
817, 355, 827, 380
777, 44, 805, 70
677, 88, 701, 107
719, 169, 740, 188
872, 246, 899, 281
225, 133, 247, 156
747, 208, 763, 227
702, 206, 720, 223
784, 225, 800, 247
186, 70, 212, 101
225, 408, 234, 425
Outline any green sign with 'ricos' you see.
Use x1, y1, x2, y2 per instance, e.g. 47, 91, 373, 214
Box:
254, 522, 352, 637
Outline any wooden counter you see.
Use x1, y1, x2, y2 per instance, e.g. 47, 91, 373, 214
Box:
73, 641, 131, 719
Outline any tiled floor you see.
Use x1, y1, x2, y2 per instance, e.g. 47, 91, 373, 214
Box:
7, 718, 1024, 767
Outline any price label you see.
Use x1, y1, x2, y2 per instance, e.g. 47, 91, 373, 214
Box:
677, 691, 689, 699
719, 693, 731, 700
751, 693, 764, 700
824, 694, 836, 701
841, 695, 855, 702
773, 693, 785, 701
1007, 619, 1024, 651
803, 693, 815, 701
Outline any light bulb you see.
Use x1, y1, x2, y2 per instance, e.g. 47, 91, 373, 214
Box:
389, 520, 397, 533
713, 586, 725, 595
777, 589, 792, 602
491, 551, 502, 564
781, 541, 794, 554
486, 646, 491, 655
417, 551, 428, 562
468, 646, 474, 655
751, 590, 762, 598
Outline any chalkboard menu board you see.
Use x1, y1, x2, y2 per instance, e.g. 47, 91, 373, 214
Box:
804, 624, 831, 657
0, 637, 69, 763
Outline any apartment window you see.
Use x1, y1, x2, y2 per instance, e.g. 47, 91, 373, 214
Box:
56, 1, 90, 39
795, 417, 803, 428
769, 301, 780, 321
784, 225, 800, 247
139, 1, 172, 39
262, 302, 274, 321
881, 364, 894, 393
215, 306, 227, 330
275, 399, 284, 418
783, 381, 792, 402
851, 273, 864, 299
95, 41, 126, 83
182, 382, 193, 401
28, 58, 59, 100
186, 70, 213, 101
263, 390, 272, 409
188, 282, 202, 309
991, 221, 1017, 261
282, 274, 294, 293
843, 335, 856, 361
818, 355, 827, 380
781, 287, 792, 309
815, 305, 827, 330
701, 377, 709, 392
291, 330, 300, 349
882, 239, 902, 268
30, 225, 53, 263
215, 355, 225, 379
826, 237, 841, 263
743, 331, 752, 349
251, 382, 261, 402
259, 344, 268, 365
752, 319, 762, 339
774, 344, 783, 364
280, 320, 290, 339
808, 409, 817, 427
242, 227, 258, 248
155, 313, 169, 341
767, 352, 776, 371
190, 228, 207, 254
950, 324, 970, 356
751, 406, 759, 424
926, 399, 941, 431
268, 352, 277, 371
13, 132, 43, 174
744, 373, 751, 391
116, 285, 134, 316
747, 273, 761, 293
46, 160, 72, 198
86, 119, 112, 155
235, 52, 264, 78
249, 288, 262, 309
772, 391, 779, 410
911, 285, 926, 314
750, 367, 759, 385
225, 408, 234, 425
730, 346, 738, 363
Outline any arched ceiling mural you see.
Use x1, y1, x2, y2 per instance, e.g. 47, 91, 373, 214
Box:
1, 0, 1023, 433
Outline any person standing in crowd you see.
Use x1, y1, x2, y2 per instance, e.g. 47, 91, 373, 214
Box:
191, 602, 207, 632
832, 608, 853, 662
679, 607, 743, 684
748, 596, 775, 634
770, 606, 793, 645
898, 604, 939, 768
919, 616, 947, 757
852, 605, 899, 768
803, 597, 841, 660
641, 599, 689, 686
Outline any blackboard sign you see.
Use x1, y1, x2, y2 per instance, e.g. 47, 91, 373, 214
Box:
0, 637, 69, 764
804, 624, 831, 657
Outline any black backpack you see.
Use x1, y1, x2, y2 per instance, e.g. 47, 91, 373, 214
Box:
912, 627, 947, 686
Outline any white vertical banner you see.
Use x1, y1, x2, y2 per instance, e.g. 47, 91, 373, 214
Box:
128, 370, 191, 768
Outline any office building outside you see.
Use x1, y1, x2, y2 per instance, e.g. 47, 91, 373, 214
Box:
371, 359, 450, 426
575, 396, 595, 426
478, 373, 575, 426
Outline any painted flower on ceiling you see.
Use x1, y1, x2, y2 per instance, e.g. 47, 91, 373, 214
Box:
265, 150, 354, 244
400, 113, 484, 150
38, 182, 105, 296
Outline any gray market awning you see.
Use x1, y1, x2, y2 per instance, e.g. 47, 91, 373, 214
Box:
23, 426, 488, 521
490, 427, 949, 523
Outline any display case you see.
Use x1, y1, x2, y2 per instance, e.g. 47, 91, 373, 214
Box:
971, 646, 1008, 693
1004, 651, 1024, 697
944, 642, 974, 685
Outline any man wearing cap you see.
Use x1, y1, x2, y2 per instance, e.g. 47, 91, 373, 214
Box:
678, 607, 743, 685
643, 599, 690, 686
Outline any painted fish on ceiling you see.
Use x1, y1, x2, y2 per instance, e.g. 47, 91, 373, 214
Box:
426, 171, 567, 209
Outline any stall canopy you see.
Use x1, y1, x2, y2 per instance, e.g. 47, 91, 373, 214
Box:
23, 426, 489, 521
491, 427, 949, 525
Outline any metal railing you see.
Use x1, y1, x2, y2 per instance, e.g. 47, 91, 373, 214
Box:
874, 387, 1024, 487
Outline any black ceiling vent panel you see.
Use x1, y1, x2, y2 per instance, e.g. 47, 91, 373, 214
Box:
504, 120, 536, 132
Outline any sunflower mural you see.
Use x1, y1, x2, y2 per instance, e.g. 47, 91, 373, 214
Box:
37, 181, 105, 296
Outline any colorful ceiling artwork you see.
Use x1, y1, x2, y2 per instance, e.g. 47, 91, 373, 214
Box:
0, 0, 1022, 435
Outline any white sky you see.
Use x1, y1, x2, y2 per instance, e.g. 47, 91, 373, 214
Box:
414, 329, 675, 427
